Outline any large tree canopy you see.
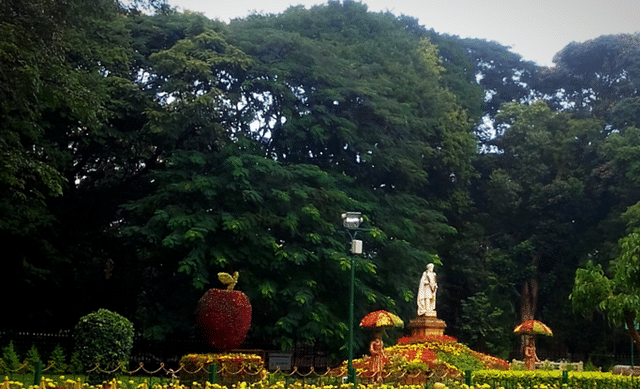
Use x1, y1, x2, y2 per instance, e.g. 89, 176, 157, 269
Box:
539, 33, 640, 119
7, 0, 640, 366
116, 1, 477, 356
1, 0, 158, 324
571, 220, 640, 353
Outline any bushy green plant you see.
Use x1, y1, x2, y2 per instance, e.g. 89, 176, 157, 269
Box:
74, 309, 134, 382
584, 359, 598, 371
2, 341, 22, 373
48, 345, 68, 373
436, 351, 484, 372
69, 351, 84, 374
460, 292, 512, 358
473, 370, 636, 388
25, 344, 41, 372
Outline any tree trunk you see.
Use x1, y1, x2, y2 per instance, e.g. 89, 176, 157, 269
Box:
521, 277, 538, 322
624, 311, 640, 355
520, 270, 538, 358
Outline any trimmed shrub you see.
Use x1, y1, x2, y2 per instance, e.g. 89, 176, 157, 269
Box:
74, 309, 134, 382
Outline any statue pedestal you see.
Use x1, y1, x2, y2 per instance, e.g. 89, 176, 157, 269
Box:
408, 315, 446, 337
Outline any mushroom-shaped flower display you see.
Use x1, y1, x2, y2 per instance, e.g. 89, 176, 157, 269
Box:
359, 310, 404, 330
513, 320, 553, 336
359, 310, 404, 383
514, 319, 552, 370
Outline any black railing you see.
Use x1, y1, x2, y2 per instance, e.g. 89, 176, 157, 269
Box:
0, 332, 329, 371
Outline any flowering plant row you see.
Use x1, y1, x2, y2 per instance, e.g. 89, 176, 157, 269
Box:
6, 376, 639, 389
472, 370, 637, 389
3, 376, 443, 389
178, 354, 266, 385
179, 354, 263, 373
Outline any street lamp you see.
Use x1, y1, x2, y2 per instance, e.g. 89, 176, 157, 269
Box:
342, 212, 363, 385
342, 212, 363, 229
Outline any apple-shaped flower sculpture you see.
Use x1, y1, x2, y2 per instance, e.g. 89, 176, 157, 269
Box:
196, 271, 252, 351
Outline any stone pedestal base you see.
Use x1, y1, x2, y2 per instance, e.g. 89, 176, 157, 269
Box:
408, 315, 447, 337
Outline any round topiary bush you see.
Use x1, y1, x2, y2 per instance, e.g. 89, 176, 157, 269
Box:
74, 309, 134, 382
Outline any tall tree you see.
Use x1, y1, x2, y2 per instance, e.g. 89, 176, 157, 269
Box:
539, 33, 640, 120
571, 222, 640, 354
1, 0, 130, 325
0, 0, 72, 236
426, 34, 538, 145
120, 1, 478, 357
467, 100, 611, 356
1, 0, 177, 329
227, 0, 479, 334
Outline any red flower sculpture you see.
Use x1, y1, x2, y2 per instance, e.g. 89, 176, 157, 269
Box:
196, 272, 252, 351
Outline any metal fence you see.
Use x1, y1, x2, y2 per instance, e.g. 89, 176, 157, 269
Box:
1, 360, 461, 387
4, 331, 640, 389
7, 358, 640, 389
0, 331, 328, 371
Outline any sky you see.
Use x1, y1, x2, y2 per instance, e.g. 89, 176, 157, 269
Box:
168, 0, 640, 67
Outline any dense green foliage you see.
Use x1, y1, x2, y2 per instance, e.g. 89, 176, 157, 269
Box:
4, 0, 640, 366
118, 2, 476, 354
74, 309, 134, 380
1, 342, 21, 374
48, 345, 69, 374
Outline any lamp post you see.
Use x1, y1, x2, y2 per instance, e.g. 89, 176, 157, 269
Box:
342, 212, 363, 386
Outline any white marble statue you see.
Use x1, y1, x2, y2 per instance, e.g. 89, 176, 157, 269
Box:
417, 263, 437, 316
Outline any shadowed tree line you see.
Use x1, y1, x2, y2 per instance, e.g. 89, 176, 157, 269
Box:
4, 0, 640, 366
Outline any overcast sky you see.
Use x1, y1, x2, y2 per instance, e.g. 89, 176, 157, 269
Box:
168, 0, 640, 67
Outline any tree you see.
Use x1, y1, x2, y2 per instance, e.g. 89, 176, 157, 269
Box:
423, 32, 485, 128
122, 136, 377, 348
1, 0, 142, 328
539, 34, 640, 119
457, 100, 615, 357
460, 292, 511, 358
0, 0, 71, 234
571, 232, 640, 353
119, 1, 478, 357
228, 1, 477, 267
1, 0, 177, 330
426, 35, 539, 145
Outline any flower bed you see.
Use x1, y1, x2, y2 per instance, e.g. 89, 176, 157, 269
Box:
472, 370, 633, 389
332, 335, 508, 384
178, 354, 266, 385
393, 335, 509, 372
5, 375, 639, 389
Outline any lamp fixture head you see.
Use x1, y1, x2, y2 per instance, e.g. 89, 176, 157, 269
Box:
342, 212, 363, 229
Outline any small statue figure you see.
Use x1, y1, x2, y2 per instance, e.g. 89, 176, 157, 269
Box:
524, 336, 539, 370
369, 332, 386, 383
417, 263, 437, 316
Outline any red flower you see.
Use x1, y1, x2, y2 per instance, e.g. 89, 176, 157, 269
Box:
397, 334, 458, 345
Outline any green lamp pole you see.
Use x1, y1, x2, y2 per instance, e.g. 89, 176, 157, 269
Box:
342, 212, 364, 386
